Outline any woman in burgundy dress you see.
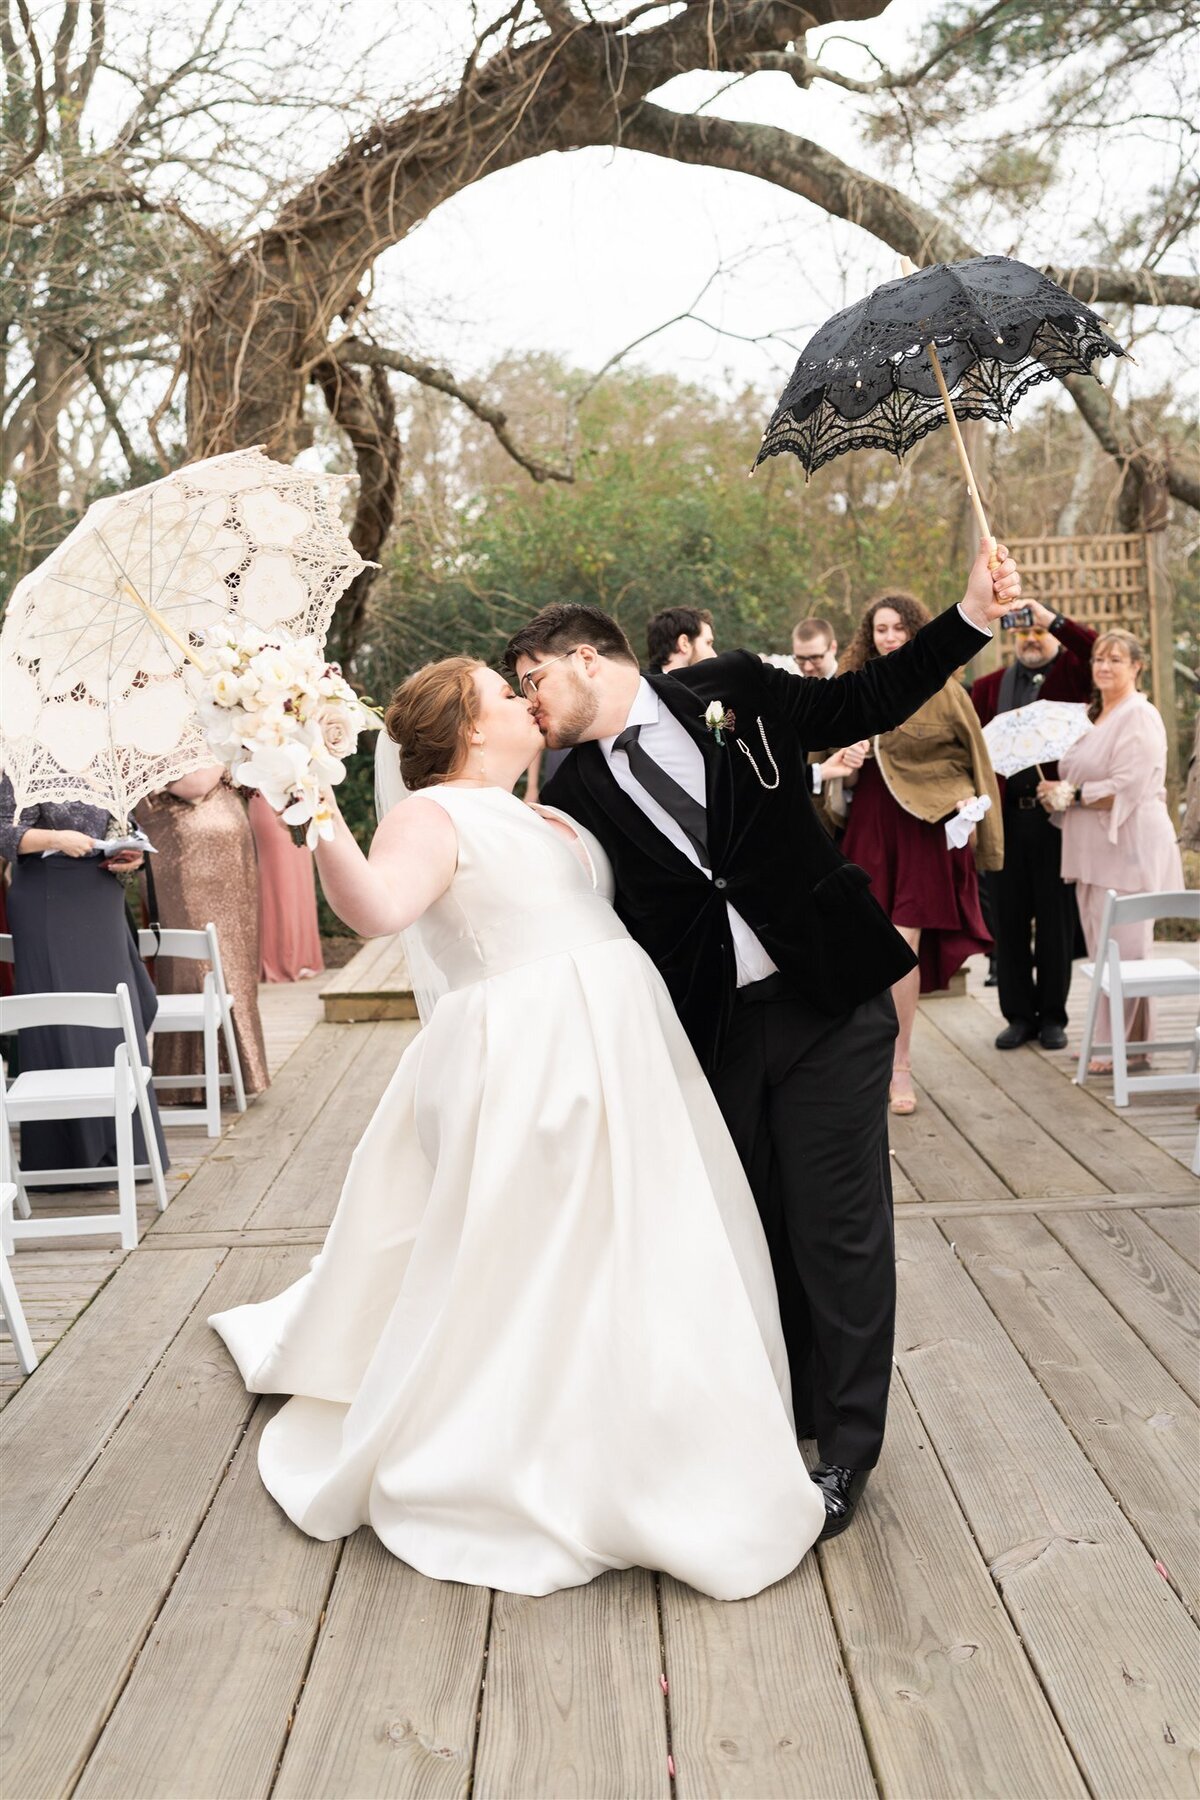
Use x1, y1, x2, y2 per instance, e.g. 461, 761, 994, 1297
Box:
839, 593, 1002, 1114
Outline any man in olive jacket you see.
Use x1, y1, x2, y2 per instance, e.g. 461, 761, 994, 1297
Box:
505, 540, 1022, 1540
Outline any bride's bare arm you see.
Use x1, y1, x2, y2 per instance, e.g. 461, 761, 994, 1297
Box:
314, 795, 457, 937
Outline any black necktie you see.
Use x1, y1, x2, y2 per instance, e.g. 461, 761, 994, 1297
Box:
613, 724, 710, 870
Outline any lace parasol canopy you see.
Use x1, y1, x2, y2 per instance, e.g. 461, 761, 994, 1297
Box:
0, 447, 369, 825
755, 256, 1126, 476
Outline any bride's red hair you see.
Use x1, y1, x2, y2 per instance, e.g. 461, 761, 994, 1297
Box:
384, 657, 484, 791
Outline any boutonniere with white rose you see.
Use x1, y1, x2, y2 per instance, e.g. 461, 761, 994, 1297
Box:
703, 701, 736, 746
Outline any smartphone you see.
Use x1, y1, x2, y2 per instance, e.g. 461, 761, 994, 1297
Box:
1000, 605, 1035, 630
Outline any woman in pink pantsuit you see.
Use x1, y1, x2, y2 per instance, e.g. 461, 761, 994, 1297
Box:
248, 791, 325, 983
1040, 631, 1183, 1070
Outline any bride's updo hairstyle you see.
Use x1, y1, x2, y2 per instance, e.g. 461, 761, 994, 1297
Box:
384, 656, 484, 791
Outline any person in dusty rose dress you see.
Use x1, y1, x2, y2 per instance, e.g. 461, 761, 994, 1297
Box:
247, 791, 325, 982
136, 768, 270, 1100
1039, 630, 1184, 1071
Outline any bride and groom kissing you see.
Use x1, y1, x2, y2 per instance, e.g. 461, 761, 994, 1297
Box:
210, 538, 1022, 1601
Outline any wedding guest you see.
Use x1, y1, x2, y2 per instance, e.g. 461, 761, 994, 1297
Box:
0, 776, 168, 1176
791, 617, 840, 679
1039, 631, 1183, 1070
647, 606, 716, 673
971, 599, 1095, 1050
137, 767, 270, 1101
839, 592, 1002, 1114
247, 790, 325, 982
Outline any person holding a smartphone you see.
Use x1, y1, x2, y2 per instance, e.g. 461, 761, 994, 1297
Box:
969, 599, 1096, 1050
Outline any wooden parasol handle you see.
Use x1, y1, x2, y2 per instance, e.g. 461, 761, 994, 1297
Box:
120, 583, 210, 675
899, 256, 997, 566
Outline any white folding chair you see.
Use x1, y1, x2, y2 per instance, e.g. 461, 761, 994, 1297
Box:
139, 922, 247, 1137
0, 1091, 38, 1372
0, 983, 169, 1250
1075, 890, 1200, 1107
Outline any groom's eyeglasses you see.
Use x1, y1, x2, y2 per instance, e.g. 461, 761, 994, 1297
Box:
519, 649, 579, 701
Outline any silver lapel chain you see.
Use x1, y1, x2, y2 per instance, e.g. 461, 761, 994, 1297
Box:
734, 717, 781, 790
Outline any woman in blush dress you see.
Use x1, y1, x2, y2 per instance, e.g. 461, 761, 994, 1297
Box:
137, 767, 270, 1100
210, 657, 826, 1601
1040, 630, 1184, 1070
247, 791, 324, 982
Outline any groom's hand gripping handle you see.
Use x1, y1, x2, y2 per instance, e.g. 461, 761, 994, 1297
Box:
959, 536, 1022, 635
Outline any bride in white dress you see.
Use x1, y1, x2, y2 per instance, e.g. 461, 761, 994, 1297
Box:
210, 656, 825, 1599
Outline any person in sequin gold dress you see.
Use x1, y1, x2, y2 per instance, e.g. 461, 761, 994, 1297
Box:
136, 767, 270, 1101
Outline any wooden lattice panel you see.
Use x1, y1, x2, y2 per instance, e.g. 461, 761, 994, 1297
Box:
1006, 533, 1150, 638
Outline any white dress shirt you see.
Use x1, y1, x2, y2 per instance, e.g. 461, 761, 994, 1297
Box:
600, 680, 778, 987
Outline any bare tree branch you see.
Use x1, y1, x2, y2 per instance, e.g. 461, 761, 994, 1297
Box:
1064, 372, 1200, 515
335, 336, 574, 484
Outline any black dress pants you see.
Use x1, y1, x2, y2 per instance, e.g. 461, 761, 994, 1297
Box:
709, 982, 898, 1471
995, 801, 1078, 1030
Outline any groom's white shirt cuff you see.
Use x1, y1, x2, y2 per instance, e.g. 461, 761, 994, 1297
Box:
958, 603, 993, 638
600, 680, 778, 988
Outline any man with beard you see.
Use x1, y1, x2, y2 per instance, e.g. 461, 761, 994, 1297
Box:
970, 598, 1096, 1050
505, 540, 1023, 1541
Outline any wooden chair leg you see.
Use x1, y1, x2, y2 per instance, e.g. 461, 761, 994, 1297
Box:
1075, 968, 1103, 1086
221, 1004, 247, 1113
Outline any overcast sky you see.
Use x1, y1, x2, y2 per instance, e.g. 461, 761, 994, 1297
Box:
347, 0, 1195, 409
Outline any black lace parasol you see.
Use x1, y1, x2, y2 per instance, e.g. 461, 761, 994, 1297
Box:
755, 257, 1125, 509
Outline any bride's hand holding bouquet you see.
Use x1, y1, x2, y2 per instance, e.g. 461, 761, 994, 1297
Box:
198, 624, 378, 848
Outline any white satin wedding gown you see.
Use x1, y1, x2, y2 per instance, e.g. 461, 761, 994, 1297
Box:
210, 785, 825, 1599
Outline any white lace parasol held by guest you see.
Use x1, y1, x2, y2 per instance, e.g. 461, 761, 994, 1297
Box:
0, 446, 372, 826
981, 699, 1092, 779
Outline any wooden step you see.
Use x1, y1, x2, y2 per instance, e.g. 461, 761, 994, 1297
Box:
320, 933, 418, 1022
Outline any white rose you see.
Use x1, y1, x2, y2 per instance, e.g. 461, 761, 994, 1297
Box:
704, 701, 725, 729
210, 670, 242, 707
316, 703, 357, 758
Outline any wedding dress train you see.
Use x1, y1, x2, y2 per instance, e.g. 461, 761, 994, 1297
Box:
210, 785, 824, 1598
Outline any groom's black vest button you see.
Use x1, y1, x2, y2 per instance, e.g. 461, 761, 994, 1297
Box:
714, 877, 728, 890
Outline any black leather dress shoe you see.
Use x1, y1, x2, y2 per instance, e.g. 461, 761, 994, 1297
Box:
1039, 1022, 1068, 1050
995, 1020, 1037, 1050
812, 1463, 869, 1541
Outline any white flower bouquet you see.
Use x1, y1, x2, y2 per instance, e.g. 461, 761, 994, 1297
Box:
198, 624, 379, 847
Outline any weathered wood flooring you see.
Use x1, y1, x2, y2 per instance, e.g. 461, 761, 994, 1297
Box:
1, 954, 1196, 1799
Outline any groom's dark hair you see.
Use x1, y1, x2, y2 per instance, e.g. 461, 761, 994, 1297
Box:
503, 604, 639, 673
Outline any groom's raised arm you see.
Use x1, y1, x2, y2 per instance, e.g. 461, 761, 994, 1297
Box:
740, 541, 1018, 748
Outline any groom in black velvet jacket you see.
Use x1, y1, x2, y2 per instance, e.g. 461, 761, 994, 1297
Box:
505, 541, 1021, 1538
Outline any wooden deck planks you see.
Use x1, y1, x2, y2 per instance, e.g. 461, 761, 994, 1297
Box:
950, 1210, 1199, 1614
1139, 1205, 1200, 1270
251, 1019, 417, 1233
659, 1560, 875, 1800
274, 1533, 491, 1800
819, 1379, 1085, 1800
75, 1398, 340, 1800
0, 1245, 225, 1599
913, 1009, 1104, 1198
155, 1023, 366, 1235
473, 1570, 670, 1800
1041, 1210, 1199, 1403
895, 1217, 1200, 1798
927, 994, 1197, 1194
889, 1085, 1009, 1203
0, 1247, 308, 1800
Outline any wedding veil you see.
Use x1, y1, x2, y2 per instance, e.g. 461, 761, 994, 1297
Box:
373, 727, 447, 1027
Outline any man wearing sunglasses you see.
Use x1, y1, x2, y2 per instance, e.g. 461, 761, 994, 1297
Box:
970, 598, 1096, 1051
